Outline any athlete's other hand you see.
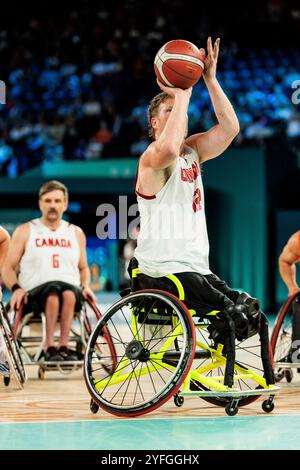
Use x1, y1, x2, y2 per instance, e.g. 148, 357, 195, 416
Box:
201, 36, 220, 82
82, 286, 97, 303
10, 288, 27, 311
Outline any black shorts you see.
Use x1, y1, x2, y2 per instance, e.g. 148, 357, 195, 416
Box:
23, 281, 83, 317
129, 258, 240, 317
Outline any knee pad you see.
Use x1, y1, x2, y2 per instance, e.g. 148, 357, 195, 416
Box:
236, 292, 261, 338
226, 304, 249, 341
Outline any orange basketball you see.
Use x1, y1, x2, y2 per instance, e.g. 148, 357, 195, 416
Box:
154, 39, 205, 89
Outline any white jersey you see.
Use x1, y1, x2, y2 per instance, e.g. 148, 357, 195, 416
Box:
134, 148, 211, 277
19, 219, 81, 291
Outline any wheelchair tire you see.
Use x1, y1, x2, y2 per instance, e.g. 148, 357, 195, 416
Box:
0, 302, 27, 389
271, 293, 300, 382
84, 289, 196, 417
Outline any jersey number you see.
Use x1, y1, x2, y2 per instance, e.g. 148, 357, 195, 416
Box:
52, 254, 60, 268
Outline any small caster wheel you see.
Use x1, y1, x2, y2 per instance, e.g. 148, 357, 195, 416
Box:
174, 394, 184, 407
225, 402, 238, 416
262, 400, 275, 413
38, 367, 45, 380
90, 399, 99, 414
285, 369, 293, 383
274, 370, 284, 382
4, 376, 10, 386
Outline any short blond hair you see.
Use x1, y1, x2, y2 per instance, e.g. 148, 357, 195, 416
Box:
147, 92, 171, 140
39, 180, 69, 202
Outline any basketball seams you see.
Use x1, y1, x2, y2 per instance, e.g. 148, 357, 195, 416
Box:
163, 61, 199, 82
160, 51, 204, 69
155, 47, 174, 87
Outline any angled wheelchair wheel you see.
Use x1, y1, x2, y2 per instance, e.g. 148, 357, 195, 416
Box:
189, 319, 269, 407
84, 289, 196, 417
82, 298, 117, 375
271, 293, 300, 383
0, 302, 27, 389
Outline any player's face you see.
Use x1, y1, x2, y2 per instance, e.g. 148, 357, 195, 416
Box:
152, 98, 188, 139
39, 190, 68, 222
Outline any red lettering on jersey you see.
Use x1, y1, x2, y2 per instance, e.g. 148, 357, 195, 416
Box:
35, 238, 72, 248
181, 161, 200, 183
192, 188, 202, 212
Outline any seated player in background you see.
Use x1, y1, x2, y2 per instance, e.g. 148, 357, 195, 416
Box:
279, 230, 300, 297
0, 225, 10, 374
279, 230, 300, 362
2, 180, 96, 362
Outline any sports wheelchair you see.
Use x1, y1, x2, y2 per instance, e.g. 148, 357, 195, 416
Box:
271, 292, 300, 383
84, 269, 279, 417
10, 292, 114, 380
0, 301, 27, 389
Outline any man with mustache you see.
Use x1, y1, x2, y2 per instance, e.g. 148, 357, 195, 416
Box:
2, 181, 95, 361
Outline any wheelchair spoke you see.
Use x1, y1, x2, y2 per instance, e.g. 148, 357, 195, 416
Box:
196, 327, 211, 347
147, 332, 181, 353
148, 358, 170, 384
146, 361, 157, 394
235, 345, 261, 359
133, 362, 145, 405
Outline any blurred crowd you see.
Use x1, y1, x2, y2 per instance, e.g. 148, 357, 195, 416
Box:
0, 0, 299, 177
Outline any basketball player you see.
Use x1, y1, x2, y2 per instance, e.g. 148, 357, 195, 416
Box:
2, 181, 96, 361
0, 225, 10, 374
279, 230, 300, 297
0, 225, 10, 299
279, 230, 300, 363
133, 37, 244, 315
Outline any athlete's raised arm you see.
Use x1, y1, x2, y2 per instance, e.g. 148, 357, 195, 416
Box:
186, 37, 240, 162
141, 81, 192, 171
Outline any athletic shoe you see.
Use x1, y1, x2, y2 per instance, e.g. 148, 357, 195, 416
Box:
58, 346, 78, 361
44, 346, 63, 362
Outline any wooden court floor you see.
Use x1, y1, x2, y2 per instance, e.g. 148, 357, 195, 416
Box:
0, 366, 299, 423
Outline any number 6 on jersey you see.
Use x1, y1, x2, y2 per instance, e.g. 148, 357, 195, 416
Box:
52, 254, 60, 268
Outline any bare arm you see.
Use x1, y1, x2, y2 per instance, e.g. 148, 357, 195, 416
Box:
186, 37, 240, 162
2, 224, 29, 289
0, 226, 10, 274
141, 82, 192, 171
2, 224, 29, 309
279, 232, 300, 296
75, 227, 96, 301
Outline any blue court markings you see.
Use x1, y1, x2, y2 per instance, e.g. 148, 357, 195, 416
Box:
1, 414, 300, 450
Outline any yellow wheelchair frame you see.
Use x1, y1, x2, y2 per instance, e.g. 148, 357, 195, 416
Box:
84, 270, 279, 417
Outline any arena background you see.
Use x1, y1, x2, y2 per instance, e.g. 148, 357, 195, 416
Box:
0, 0, 299, 453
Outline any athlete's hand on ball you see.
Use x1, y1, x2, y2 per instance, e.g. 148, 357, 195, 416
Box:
82, 286, 97, 303
10, 288, 27, 311
201, 37, 220, 81
156, 79, 192, 99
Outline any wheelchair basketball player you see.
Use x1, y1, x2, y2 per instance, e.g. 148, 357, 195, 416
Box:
131, 38, 274, 385
278, 230, 300, 361
0, 225, 10, 374
2, 180, 96, 362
